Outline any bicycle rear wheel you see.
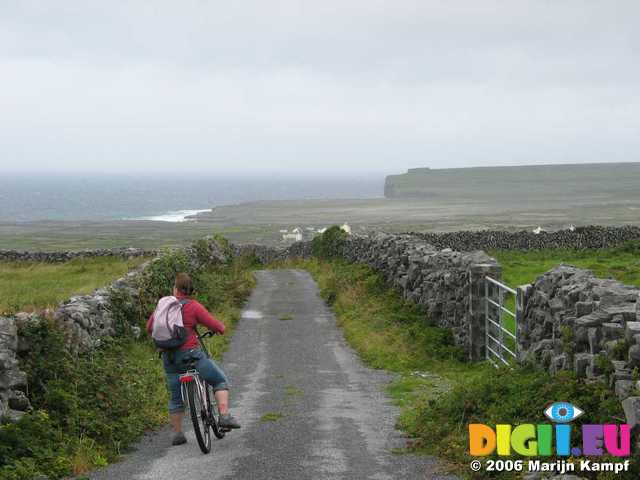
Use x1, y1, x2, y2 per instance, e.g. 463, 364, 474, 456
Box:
186, 380, 211, 453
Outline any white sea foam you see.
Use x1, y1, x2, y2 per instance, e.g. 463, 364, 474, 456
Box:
130, 209, 211, 223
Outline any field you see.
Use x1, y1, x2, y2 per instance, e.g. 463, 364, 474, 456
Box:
2, 163, 640, 251
492, 243, 640, 288
3, 196, 640, 251
0, 257, 148, 315
484, 243, 640, 338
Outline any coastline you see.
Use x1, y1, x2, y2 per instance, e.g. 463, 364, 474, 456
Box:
2, 194, 640, 251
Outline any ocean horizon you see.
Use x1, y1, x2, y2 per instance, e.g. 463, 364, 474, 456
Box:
1, 174, 384, 223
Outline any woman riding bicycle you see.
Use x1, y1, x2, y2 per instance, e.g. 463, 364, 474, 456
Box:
146, 273, 241, 446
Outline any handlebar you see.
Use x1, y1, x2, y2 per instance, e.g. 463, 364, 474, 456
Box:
197, 330, 217, 340
195, 330, 218, 359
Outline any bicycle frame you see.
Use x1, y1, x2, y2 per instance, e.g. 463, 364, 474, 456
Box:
178, 331, 214, 417
179, 369, 209, 412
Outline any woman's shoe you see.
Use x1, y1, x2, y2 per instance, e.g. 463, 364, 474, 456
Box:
218, 414, 241, 429
172, 432, 187, 445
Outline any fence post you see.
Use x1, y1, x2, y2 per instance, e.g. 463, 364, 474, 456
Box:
468, 263, 502, 361
515, 284, 532, 360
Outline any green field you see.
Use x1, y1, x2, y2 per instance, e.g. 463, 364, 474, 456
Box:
0, 257, 148, 315
484, 244, 640, 338
492, 243, 640, 289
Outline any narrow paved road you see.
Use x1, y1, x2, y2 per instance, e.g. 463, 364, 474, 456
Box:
91, 270, 455, 480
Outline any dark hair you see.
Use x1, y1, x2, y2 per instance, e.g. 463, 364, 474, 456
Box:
174, 273, 193, 295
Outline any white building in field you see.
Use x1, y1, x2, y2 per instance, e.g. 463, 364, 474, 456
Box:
282, 227, 303, 242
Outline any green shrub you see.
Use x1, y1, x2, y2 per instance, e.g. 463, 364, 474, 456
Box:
2, 320, 166, 479
107, 287, 143, 336
136, 250, 192, 315
311, 226, 348, 259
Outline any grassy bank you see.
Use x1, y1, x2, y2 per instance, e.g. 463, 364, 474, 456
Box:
279, 256, 634, 479
0, 250, 255, 480
492, 241, 640, 289
0, 257, 148, 315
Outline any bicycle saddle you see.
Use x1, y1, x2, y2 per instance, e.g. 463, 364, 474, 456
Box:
181, 353, 200, 366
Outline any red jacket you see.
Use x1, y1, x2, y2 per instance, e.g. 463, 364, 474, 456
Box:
146, 293, 225, 350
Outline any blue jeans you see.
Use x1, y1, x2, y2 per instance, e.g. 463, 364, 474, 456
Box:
162, 348, 229, 413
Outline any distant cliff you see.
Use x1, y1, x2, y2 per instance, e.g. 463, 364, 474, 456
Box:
383, 162, 640, 199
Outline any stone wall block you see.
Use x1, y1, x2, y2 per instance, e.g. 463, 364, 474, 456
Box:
622, 396, 640, 428
626, 322, 640, 342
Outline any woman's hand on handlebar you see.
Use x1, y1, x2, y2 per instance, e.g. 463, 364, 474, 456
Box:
198, 330, 217, 339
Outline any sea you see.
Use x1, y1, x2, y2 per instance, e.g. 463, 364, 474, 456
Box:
1, 174, 384, 223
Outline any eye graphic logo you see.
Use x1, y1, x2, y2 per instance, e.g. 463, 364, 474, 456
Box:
544, 402, 584, 423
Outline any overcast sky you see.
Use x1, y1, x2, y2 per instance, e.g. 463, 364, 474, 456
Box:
1, 1, 639, 175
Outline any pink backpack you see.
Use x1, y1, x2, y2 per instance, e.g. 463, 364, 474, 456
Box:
151, 296, 190, 350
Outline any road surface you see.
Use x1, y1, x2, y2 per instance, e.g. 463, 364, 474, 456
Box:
91, 269, 455, 480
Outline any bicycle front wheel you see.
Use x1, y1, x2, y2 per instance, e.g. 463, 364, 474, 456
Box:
186, 380, 211, 453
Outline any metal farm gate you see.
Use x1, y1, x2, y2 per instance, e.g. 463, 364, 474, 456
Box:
484, 276, 520, 367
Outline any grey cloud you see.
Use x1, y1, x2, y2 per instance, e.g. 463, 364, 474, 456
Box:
0, 0, 638, 174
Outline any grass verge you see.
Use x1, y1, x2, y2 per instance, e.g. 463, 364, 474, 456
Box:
0, 257, 148, 315
0, 251, 256, 480
276, 257, 636, 479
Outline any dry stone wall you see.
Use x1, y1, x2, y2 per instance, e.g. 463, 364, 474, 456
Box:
519, 266, 640, 394
0, 316, 27, 421
0, 266, 148, 421
0, 247, 155, 263
339, 233, 500, 357
410, 225, 640, 251
517, 265, 640, 434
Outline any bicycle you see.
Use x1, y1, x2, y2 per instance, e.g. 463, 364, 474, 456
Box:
178, 330, 230, 453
